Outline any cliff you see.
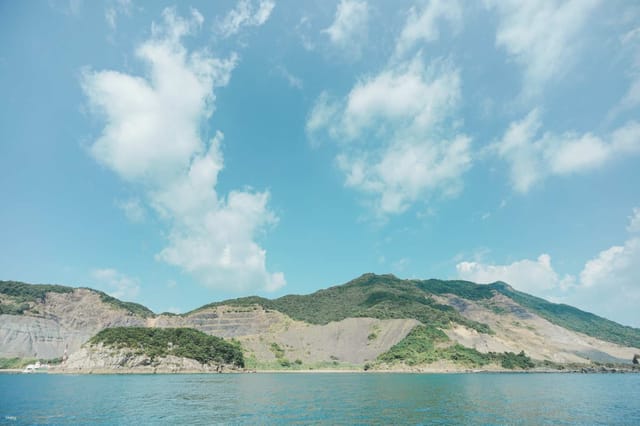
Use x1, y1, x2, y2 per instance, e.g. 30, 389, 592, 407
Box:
2, 275, 639, 371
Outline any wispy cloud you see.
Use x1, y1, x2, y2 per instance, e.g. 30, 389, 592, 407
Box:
105, 0, 132, 30
486, 0, 601, 98
322, 0, 369, 57
276, 65, 303, 89
218, 0, 275, 38
493, 109, 640, 192
91, 268, 140, 301
116, 198, 145, 223
394, 0, 462, 57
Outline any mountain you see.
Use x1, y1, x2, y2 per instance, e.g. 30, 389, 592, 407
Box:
1, 275, 639, 371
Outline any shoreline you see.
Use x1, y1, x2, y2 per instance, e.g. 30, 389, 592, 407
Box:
3, 366, 638, 375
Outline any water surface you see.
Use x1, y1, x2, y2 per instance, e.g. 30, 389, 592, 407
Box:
1, 373, 638, 424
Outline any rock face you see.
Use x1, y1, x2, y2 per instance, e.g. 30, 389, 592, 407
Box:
57, 344, 235, 374
153, 305, 286, 338
3, 279, 640, 369
238, 317, 420, 365
0, 295, 418, 366
433, 293, 639, 364
0, 289, 145, 359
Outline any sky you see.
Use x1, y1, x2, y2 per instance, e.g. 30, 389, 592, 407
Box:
1, 0, 639, 326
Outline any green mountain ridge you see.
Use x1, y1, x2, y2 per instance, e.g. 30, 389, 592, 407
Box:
197, 273, 640, 349
0, 280, 154, 317
2, 274, 639, 351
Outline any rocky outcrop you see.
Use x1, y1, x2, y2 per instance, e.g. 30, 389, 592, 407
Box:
1, 296, 419, 366
154, 305, 286, 338
0, 289, 145, 359
55, 344, 237, 374
433, 293, 639, 364
3, 279, 639, 370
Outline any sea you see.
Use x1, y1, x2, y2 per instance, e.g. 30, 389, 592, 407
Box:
1, 373, 639, 425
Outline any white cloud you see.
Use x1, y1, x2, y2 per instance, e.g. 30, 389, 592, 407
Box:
105, 0, 132, 30
116, 198, 146, 223
341, 57, 461, 138
395, 0, 462, 57
575, 237, 640, 326
308, 56, 471, 215
628, 207, 640, 233
456, 209, 640, 327
82, 8, 285, 293
83, 9, 236, 183
494, 109, 640, 192
337, 133, 471, 215
306, 91, 340, 138
457, 254, 574, 295
486, 0, 601, 96
91, 268, 140, 301
579, 239, 640, 288
322, 0, 369, 56
218, 0, 275, 38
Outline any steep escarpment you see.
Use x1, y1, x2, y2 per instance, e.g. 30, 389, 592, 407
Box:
1, 282, 149, 359
2, 275, 640, 371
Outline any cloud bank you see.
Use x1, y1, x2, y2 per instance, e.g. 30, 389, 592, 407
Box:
457, 209, 640, 327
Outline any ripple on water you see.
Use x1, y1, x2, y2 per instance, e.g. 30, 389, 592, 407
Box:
0, 373, 639, 425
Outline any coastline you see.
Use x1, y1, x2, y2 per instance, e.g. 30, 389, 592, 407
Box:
3, 365, 637, 375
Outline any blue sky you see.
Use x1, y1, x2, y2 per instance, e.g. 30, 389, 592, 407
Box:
1, 0, 639, 326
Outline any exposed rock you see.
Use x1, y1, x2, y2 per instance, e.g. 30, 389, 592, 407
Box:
3, 280, 639, 371
55, 344, 237, 374
0, 289, 145, 358
238, 317, 420, 364
434, 293, 639, 364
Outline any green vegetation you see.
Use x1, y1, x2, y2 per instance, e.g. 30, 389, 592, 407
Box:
0, 280, 155, 318
89, 327, 244, 367
0, 357, 63, 369
269, 342, 292, 367
377, 325, 534, 369
6, 274, 639, 352
418, 278, 640, 349
0, 301, 31, 315
246, 358, 359, 371
0, 281, 74, 314
269, 342, 285, 358
486, 283, 640, 348
0, 357, 36, 369
90, 290, 155, 318
0, 280, 75, 302
418, 279, 496, 301
193, 274, 491, 334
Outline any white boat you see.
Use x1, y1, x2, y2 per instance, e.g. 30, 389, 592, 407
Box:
22, 361, 49, 373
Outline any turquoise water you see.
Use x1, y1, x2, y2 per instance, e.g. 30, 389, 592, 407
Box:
1, 373, 639, 425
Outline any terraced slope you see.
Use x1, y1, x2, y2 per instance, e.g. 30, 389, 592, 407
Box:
2, 275, 639, 370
